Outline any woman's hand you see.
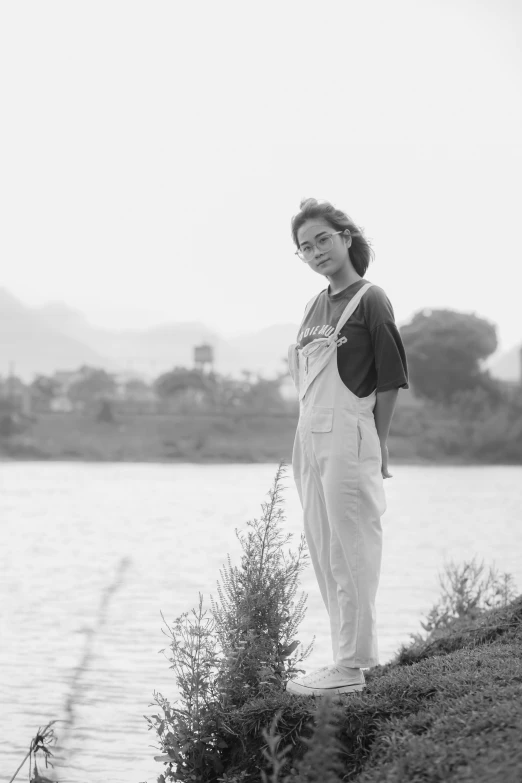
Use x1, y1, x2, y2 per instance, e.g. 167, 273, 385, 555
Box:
380, 441, 393, 479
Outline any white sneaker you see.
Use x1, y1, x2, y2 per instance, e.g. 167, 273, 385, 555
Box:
286, 665, 366, 696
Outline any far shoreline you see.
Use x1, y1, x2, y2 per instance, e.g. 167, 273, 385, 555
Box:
2, 452, 520, 467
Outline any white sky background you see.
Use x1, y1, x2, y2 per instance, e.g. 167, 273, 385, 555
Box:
1, 0, 521, 354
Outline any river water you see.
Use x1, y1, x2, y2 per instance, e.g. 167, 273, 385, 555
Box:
1, 461, 521, 782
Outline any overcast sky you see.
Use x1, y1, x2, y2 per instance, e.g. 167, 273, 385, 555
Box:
1, 0, 521, 355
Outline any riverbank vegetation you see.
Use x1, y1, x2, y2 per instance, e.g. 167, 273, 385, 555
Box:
145, 463, 522, 783
1, 384, 521, 464
1, 307, 521, 463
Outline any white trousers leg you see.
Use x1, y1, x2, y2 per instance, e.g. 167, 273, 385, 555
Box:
292, 412, 384, 669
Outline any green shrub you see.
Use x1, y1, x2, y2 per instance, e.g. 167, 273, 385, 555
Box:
145, 462, 315, 782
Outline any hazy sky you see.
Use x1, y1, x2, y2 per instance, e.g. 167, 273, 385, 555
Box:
1, 0, 521, 354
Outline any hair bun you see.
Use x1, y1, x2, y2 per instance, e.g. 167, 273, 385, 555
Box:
299, 197, 319, 210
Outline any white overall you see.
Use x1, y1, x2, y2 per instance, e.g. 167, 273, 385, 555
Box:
288, 282, 386, 669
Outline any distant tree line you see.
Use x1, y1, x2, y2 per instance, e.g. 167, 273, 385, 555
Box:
1, 307, 521, 460
1, 364, 294, 415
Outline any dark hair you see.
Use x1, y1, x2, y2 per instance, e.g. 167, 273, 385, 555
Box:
291, 198, 374, 277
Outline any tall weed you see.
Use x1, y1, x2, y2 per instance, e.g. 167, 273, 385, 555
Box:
145, 461, 315, 782
211, 462, 313, 708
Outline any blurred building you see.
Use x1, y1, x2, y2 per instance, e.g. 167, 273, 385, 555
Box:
194, 343, 214, 374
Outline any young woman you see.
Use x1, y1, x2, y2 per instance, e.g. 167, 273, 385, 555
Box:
286, 198, 409, 697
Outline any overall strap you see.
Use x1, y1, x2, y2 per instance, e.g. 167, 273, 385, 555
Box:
330, 282, 374, 340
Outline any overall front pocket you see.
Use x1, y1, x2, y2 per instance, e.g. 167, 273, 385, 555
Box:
358, 418, 381, 462
311, 406, 333, 433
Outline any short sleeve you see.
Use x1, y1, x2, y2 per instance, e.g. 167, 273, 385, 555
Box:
371, 321, 409, 392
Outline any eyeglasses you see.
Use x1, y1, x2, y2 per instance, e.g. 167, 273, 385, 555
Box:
295, 231, 347, 262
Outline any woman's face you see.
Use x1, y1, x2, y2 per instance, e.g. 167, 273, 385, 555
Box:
296, 219, 352, 277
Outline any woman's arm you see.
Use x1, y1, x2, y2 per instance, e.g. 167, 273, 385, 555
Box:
374, 388, 399, 479
374, 388, 399, 443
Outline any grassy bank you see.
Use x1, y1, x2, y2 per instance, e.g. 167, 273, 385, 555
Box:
0, 409, 433, 464
0, 410, 300, 462
204, 595, 522, 782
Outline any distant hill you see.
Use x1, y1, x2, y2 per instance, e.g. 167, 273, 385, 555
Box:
0, 289, 112, 380
35, 303, 291, 379
1, 289, 294, 381
2, 288, 520, 384
84, 322, 256, 379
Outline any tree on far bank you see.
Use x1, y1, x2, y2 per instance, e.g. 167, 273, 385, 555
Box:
154, 367, 210, 398
68, 368, 116, 407
238, 373, 287, 410
124, 377, 151, 398
31, 374, 61, 400
400, 309, 501, 405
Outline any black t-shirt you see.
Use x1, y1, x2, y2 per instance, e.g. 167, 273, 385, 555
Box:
296, 278, 409, 398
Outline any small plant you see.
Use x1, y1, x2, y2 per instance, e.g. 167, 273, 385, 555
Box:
8, 720, 58, 783
411, 556, 518, 645
145, 594, 224, 781
259, 696, 346, 783
292, 695, 346, 783
259, 709, 294, 783
145, 461, 315, 783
